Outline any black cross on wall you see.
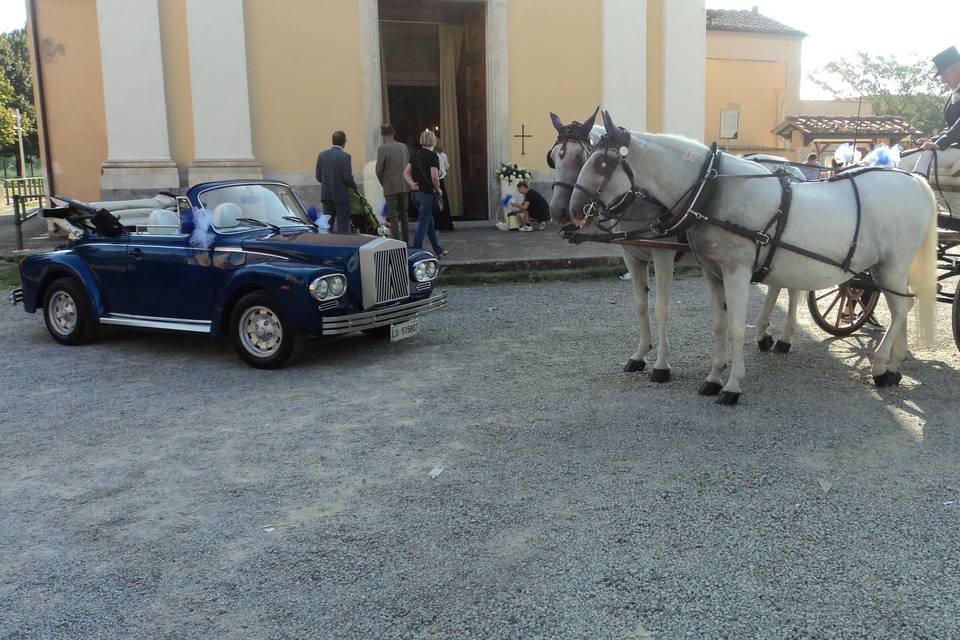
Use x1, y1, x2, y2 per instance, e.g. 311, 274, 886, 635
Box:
514, 124, 532, 155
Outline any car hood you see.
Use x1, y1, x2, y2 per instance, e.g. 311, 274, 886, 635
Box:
241, 231, 375, 264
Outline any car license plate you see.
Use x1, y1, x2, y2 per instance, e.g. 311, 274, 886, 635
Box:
390, 318, 420, 342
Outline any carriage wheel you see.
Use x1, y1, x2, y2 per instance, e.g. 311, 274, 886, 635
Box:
807, 282, 881, 336
952, 281, 960, 353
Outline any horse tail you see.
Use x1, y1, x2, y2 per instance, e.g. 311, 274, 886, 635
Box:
908, 178, 939, 349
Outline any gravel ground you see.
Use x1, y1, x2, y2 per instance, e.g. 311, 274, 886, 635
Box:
2, 276, 960, 639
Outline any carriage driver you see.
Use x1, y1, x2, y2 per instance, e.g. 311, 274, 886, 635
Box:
911, 46, 960, 175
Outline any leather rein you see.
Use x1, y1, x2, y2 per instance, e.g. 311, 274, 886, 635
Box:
570, 135, 914, 297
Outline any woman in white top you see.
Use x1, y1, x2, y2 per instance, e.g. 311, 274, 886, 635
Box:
435, 141, 455, 231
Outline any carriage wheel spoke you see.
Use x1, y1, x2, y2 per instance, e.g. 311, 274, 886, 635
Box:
816, 288, 840, 302
822, 291, 843, 319
834, 292, 848, 327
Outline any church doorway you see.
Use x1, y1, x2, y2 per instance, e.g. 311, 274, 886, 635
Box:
378, 0, 488, 220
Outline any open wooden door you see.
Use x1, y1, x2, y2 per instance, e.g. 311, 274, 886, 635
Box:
459, 3, 487, 219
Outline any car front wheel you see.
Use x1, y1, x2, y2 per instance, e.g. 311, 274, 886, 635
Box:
230, 291, 305, 369
43, 277, 98, 346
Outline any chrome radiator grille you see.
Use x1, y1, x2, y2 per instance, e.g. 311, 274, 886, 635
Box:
359, 238, 410, 310
374, 246, 410, 305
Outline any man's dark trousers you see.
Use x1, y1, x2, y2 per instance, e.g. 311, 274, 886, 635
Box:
323, 200, 351, 234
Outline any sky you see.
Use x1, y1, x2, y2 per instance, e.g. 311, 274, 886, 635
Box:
706, 0, 960, 99
1, 0, 957, 99
0, 0, 24, 34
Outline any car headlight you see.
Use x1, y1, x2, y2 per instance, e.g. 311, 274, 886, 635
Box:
328, 276, 346, 297
413, 259, 439, 283
309, 274, 346, 301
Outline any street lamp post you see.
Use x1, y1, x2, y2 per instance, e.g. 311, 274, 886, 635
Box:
14, 108, 27, 177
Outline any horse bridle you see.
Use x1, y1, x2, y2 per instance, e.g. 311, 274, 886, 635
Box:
547, 128, 593, 195
571, 128, 676, 232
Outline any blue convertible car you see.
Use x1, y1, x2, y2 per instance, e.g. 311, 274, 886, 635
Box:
9, 180, 446, 368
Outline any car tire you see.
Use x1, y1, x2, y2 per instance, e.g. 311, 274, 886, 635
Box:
230, 291, 305, 369
362, 326, 392, 339
42, 277, 98, 346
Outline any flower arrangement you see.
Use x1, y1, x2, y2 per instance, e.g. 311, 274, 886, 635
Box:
495, 162, 531, 184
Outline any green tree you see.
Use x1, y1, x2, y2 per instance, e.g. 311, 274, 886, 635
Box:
0, 28, 37, 163
810, 52, 949, 137
0, 74, 15, 148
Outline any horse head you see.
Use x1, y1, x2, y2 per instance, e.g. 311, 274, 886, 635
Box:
569, 111, 654, 229
546, 107, 600, 224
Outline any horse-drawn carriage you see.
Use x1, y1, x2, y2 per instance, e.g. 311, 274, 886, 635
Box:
806, 210, 960, 353
805, 159, 960, 353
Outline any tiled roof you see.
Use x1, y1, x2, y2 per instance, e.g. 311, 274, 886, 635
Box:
772, 115, 922, 138
706, 9, 805, 36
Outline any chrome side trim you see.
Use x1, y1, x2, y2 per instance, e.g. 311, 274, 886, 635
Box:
215, 247, 290, 260
8, 288, 24, 306
321, 293, 447, 336
99, 313, 212, 333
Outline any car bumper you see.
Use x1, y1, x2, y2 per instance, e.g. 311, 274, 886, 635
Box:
321, 292, 447, 336
8, 288, 23, 306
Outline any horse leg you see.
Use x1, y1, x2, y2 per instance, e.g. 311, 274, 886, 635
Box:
871, 268, 914, 387
890, 315, 910, 373
717, 266, 752, 405
622, 250, 652, 373
755, 286, 779, 352
774, 289, 801, 354
649, 249, 676, 383
699, 270, 727, 397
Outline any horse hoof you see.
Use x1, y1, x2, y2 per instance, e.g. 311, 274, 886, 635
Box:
650, 368, 671, 383
773, 341, 791, 354
874, 371, 903, 388
698, 381, 722, 396
623, 359, 646, 373
758, 335, 774, 352
716, 391, 740, 406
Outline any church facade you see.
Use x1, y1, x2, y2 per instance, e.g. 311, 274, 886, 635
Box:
27, 0, 706, 221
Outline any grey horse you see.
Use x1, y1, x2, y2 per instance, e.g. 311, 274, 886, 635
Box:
570, 111, 938, 404
547, 110, 804, 384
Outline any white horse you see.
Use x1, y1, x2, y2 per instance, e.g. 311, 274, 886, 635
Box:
547, 110, 802, 384
571, 111, 939, 405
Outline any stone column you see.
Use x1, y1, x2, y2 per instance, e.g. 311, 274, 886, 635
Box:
662, 0, 706, 141
602, 0, 646, 132
487, 0, 509, 222
185, 0, 261, 184
97, 0, 179, 197
358, 0, 384, 169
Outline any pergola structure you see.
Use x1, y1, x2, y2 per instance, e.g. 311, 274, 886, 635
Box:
772, 115, 922, 159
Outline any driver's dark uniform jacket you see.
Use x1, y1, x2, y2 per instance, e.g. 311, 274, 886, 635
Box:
934, 87, 960, 150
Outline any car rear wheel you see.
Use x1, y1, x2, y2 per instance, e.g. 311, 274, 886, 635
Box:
230, 291, 304, 369
43, 277, 98, 346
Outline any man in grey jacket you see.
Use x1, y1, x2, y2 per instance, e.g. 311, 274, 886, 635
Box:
375, 124, 411, 244
316, 131, 357, 233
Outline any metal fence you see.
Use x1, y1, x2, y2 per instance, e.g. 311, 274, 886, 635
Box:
4, 176, 45, 207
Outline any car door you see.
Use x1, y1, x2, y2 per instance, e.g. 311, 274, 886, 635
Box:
71, 236, 132, 314
125, 217, 216, 321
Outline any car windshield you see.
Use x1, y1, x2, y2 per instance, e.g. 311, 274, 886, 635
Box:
198, 184, 311, 231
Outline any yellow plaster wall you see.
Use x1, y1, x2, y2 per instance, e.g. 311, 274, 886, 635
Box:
158, 0, 194, 171
244, 0, 364, 174
645, 0, 664, 133
30, 0, 107, 201
705, 29, 803, 149
706, 58, 786, 148
507, 0, 602, 167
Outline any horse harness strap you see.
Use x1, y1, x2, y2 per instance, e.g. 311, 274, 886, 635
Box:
751, 172, 792, 283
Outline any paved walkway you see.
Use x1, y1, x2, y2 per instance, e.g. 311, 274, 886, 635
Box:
0, 212, 622, 272
430, 224, 621, 272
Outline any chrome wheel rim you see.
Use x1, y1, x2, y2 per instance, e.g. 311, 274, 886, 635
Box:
48, 291, 78, 336
239, 306, 283, 358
